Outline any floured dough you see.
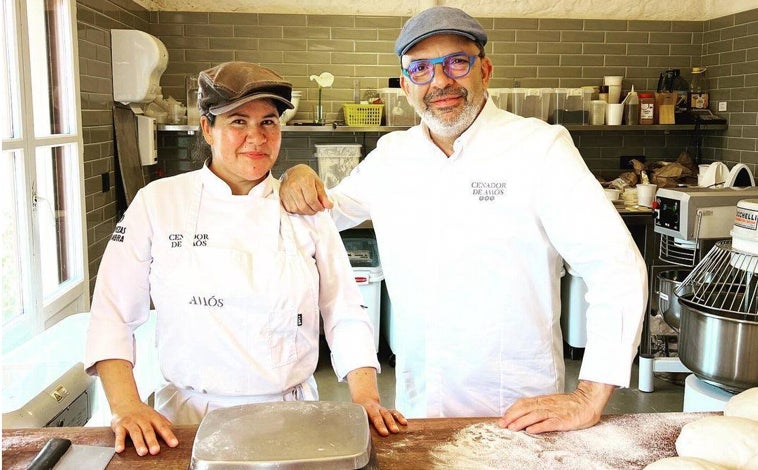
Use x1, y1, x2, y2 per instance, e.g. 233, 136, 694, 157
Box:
724, 387, 758, 422
676, 416, 758, 469
644, 456, 730, 469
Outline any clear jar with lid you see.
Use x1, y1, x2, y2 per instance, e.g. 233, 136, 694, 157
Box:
689, 67, 709, 110
638, 92, 655, 125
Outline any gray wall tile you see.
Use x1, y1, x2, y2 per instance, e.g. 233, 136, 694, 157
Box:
77, 2, 758, 290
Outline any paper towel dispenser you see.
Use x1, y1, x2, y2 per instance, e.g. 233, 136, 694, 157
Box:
111, 30, 168, 105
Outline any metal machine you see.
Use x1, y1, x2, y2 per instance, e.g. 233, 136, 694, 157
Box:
640, 185, 758, 410
654, 186, 758, 266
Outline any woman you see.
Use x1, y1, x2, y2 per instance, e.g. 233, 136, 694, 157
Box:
85, 61, 405, 457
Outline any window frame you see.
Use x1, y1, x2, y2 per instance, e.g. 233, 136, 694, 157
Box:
2, 0, 89, 352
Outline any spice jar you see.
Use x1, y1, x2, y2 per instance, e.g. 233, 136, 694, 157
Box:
639, 92, 655, 125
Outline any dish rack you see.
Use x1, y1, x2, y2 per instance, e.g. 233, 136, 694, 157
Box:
343, 103, 384, 126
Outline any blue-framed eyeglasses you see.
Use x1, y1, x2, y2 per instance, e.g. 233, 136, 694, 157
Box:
401, 52, 479, 85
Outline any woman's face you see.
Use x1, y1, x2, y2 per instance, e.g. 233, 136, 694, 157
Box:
201, 98, 282, 195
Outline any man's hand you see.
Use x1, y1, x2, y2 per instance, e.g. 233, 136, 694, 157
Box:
346, 367, 407, 436
279, 164, 333, 215
498, 380, 616, 434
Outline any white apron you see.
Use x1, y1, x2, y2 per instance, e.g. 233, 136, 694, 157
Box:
149, 175, 320, 425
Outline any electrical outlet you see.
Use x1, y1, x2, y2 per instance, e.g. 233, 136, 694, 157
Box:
718, 101, 727, 112
101, 173, 110, 193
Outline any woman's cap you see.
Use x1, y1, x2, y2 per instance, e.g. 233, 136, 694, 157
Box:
198, 61, 294, 116
394, 6, 488, 57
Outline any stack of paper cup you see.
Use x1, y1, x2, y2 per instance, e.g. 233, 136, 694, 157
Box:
637, 183, 657, 208
604, 76, 624, 104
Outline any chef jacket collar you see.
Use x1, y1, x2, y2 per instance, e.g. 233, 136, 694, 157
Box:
453, 98, 498, 149
200, 163, 275, 198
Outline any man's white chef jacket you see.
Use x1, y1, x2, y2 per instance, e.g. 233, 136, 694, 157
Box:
85, 167, 378, 398
328, 99, 648, 418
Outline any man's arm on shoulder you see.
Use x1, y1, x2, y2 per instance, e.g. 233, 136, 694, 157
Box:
279, 164, 333, 215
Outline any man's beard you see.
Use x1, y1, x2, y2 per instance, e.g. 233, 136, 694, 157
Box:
420, 87, 480, 138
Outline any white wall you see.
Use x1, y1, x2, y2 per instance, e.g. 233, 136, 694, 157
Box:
137, 0, 756, 21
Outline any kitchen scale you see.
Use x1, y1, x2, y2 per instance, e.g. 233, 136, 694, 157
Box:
189, 401, 376, 470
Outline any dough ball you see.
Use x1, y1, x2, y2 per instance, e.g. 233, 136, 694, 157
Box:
644, 457, 729, 469
676, 416, 758, 469
744, 453, 758, 470
724, 387, 758, 422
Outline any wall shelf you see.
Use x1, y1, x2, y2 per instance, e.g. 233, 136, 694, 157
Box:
158, 123, 727, 134
156, 124, 408, 133
562, 123, 727, 132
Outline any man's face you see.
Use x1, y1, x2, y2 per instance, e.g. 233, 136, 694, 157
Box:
400, 34, 493, 138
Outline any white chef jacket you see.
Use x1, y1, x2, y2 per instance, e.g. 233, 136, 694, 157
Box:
328, 99, 648, 418
85, 166, 378, 421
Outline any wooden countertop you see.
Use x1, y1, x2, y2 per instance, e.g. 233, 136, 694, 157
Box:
2, 412, 712, 469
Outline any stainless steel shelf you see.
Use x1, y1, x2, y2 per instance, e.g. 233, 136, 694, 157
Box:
158, 123, 727, 133
157, 123, 409, 133
157, 124, 199, 133
563, 123, 728, 132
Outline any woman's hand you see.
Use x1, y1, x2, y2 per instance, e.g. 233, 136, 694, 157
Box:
346, 367, 407, 436
96, 359, 179, 456
109, 400, 178, 456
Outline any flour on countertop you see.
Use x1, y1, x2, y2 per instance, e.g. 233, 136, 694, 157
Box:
431, 414, 702, 470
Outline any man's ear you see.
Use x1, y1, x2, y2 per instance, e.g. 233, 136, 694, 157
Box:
400, 75, 411, 96
480, 56, 494, 87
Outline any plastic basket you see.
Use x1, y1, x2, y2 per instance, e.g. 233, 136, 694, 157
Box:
343, 103, 384, 126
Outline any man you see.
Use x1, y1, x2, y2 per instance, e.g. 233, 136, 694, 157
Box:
280, 6, 647, 434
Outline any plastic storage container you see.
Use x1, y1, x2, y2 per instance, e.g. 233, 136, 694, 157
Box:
512, 88, 551, 121
341, 237, 384, 352
549, 88, 589, 124
377, 88, 417, 126
315, 144, 362, 189
487, 88, 511, 111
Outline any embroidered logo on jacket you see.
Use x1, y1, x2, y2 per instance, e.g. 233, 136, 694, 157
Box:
110, 224, 126, 242
169, 233, 183, 247
471, 181, 507, 202
168, 233, 209, 247
189, 296, 224, 307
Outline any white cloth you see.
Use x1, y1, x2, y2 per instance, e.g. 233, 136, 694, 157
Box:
327, 99, 648, 418
85, 166, 378, 423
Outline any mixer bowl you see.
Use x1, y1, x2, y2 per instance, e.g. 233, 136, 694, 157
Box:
657, 270, 693, 332
678, 293, 758, 392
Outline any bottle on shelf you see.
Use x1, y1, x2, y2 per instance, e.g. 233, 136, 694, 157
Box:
638, 92, 655, 125
624, 85, 639, 125
671, 69, 690, 116
689, 67, 709, 110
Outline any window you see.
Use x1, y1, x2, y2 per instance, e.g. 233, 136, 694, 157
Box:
2, 0, 88, 353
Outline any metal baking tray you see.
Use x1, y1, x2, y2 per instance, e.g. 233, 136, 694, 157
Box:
189, 401, 371, 470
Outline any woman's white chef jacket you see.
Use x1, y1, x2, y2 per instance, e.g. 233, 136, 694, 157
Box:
328, 99, 648, 419
85, 166, 378, 424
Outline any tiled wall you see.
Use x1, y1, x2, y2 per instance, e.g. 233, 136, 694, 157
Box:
701, 10, 758, 166
76, 1, 758, 289
77, 0, 149, 293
